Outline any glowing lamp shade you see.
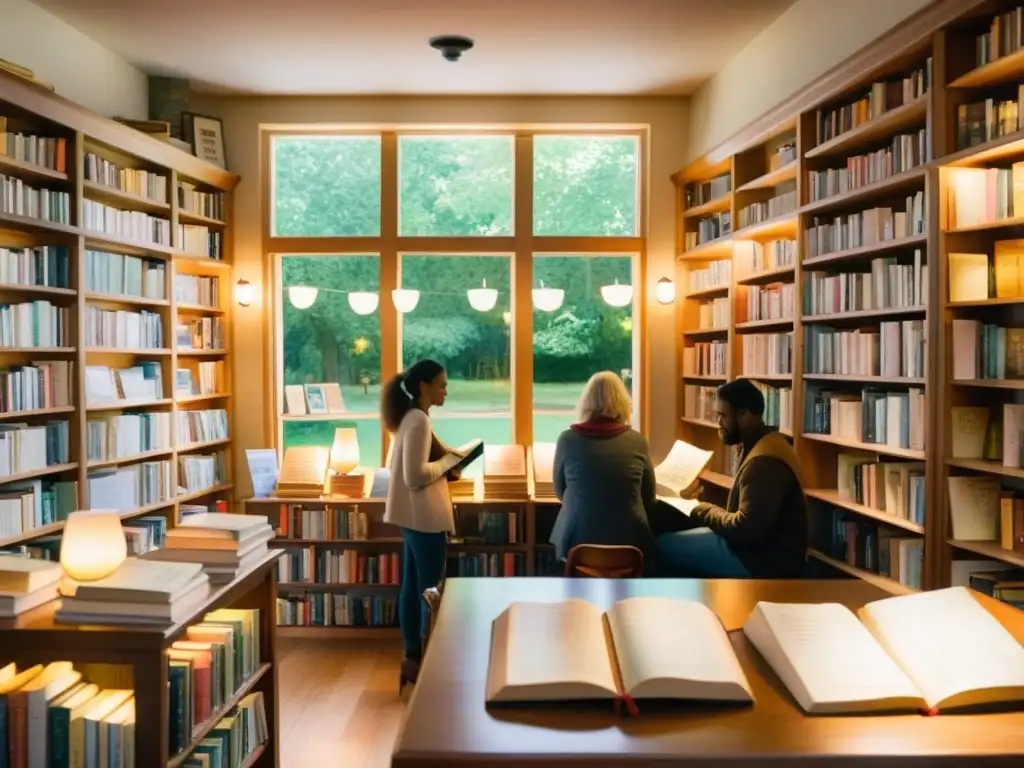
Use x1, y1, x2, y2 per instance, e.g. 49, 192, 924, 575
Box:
235, 279, 254, 308
288, 285, 319, 310
391, 288, 420, 313
600, 279, 633, 308
59, 511, 127, 582
467, 279, 499, 312
329, 427, 361, 475
655, 277, 676, 305
348, 291, 379, 315
532, 281, 565, 312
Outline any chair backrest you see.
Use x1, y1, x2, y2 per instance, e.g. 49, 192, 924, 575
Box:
565, 544, 644, 578
421, 583, 444, 653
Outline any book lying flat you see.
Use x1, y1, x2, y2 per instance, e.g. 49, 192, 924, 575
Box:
743, 586, 1024, 715
486, 596, 753, 710
654, 439, 713, 515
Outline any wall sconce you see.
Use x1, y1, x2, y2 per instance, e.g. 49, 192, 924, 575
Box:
235, 279, 253, 307
655, 277, 676, 305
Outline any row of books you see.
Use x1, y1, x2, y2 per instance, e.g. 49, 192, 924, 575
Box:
0, 360, 73, 413
84, 306, 163, 349
82, 200, 170, 246
85, 363, 163, 405
178, 451, 229, 495
687, 259, 730, 292
956, 96, 1022, 152
0, 299, 70, 348
178, 182, 226, 221
86, 411, 171, 462
682, 341, 728, 378
0, 245, 70, 289
807, 129, 928, 202
176, 317, 223, 351
802, 251, 926, 315
734, 239, 796, 275
736, 188, 797, 229
804, 192, 926, 259
947, 165, 1024, 230
0, 479, 77, 542
177, 362, 226, 398
949, 241, 1024, 306
951, 404, 1024, 471
697, 297, 729, 330
804, 386, 926, 451
85, 249, 166, 300
179, 225, 223, 259
175, 275, 221, 308
0, 126, 66, 170
276, 594, 397, 628
276, 504, 371, 540
836, 454, 926, 526
814, 61, 930, 144
277, 549, 401, 585
816, 506, 924, 589
745, 281, 794, 321
740, 332, 792, 377
0, 174, 70, 223
803, 320, 927, 379
685, 211, 730, 250
87, 460, 173, 511
454, 509, 526, 545
176, 409, 229, 445
450, 551, 526, 577
84, 153, 167, 202
684, 172, 730, 208
0, 420, 70, 477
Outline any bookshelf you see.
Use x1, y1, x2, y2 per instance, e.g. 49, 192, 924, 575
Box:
0, 550, 280, 767
0, 70, 238, 555
673, 0, 1024, 596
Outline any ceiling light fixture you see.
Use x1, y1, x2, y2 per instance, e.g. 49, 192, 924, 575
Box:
429, 35, 474, 62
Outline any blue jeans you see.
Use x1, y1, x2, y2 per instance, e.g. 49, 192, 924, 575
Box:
656, 528, 751, 578
399, 528, 447, 657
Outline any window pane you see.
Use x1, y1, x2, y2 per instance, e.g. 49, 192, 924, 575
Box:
281, 255, 381, 428
532, 254, 636, 441
282, 418, 382, 469
272, 136, 381, 236
533, 136, 640, 236
399, 136, 513, 236
401, 254, 512, 456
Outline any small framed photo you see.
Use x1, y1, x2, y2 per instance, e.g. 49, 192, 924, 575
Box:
182, 112, 227, 169
304, 383, 328, 415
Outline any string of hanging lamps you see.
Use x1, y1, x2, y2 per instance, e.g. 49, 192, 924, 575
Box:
285, 279, 634, 314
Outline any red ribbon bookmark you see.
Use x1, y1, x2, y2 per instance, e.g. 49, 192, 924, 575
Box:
615, 694, 640, 717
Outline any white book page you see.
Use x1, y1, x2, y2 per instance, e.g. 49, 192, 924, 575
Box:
860, 587, 1024, 709
656, 496, 700, 516
744, 602, 923, 713
607, 597, 752, 701
494, 600, 617, 700
654, 440, 713, 496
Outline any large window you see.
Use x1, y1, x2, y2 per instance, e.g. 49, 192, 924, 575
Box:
533, 254, 637, 443
269, 130, 644, 465
278, 254, 382, 463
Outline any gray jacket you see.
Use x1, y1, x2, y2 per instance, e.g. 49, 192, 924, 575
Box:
549, 426, 658, 570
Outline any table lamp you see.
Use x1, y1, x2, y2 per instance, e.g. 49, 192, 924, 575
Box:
59, 511, 127, 582
329, 427, 360, 475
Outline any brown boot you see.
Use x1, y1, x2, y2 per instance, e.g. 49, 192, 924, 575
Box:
399, 655, 421, 689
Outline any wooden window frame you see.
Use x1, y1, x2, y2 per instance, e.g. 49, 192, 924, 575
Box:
262, 127, 648, 464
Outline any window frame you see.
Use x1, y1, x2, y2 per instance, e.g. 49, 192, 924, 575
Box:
264, 127, 648, 465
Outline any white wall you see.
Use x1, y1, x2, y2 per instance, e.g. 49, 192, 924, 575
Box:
0, 0, 147, 119
687, 0, 935, 160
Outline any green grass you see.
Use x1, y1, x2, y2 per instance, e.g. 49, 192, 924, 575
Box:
283, 379, 587, 475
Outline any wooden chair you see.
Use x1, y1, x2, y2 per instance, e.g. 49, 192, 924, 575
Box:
565, 544, 644, 578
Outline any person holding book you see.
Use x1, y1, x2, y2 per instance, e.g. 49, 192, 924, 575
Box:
549, 371, 659, 572
381, 358, 459, 687
656, 378, 808, 578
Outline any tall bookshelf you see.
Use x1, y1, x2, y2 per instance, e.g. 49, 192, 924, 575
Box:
0, 70, 238, 554
674, 0, 1024, 596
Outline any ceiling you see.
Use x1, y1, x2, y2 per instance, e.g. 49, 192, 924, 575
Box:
33, 0, 797, 96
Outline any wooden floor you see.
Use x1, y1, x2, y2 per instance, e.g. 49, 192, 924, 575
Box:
278, 637, 408, 767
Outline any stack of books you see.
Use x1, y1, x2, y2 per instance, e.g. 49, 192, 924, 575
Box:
274, 446, 328, 498
146, 513, 274, 584
531, 442, 557, 500
482, 445, 528, 500
448, 476, 476, 499
0, 556, 61, 616
329, 470, 366, 498
56, 559, 210, 626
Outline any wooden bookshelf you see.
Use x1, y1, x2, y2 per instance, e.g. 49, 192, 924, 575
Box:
0, 69, 238, 553
0, 550, 281, 767
672, 0, 1024, 596
246, 490, 562, 637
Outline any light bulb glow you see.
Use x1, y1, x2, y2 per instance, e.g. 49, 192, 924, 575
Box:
467, 279, 499, 312
655, 277, 676, 305
288, 285, 319, 309
600, 279, 633, 308
348, 291, 380, 315
532, 280, 564, 312
392, 288, 420, 313
59, 511, 127, 582
235, 279, 254, 307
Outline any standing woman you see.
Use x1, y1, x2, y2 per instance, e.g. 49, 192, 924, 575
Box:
382, 358, 454, 688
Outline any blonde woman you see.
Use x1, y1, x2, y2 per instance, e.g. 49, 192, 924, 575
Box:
548, 371, 658, 572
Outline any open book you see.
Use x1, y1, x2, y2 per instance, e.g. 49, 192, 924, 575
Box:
486, 597, 753, 710
435, 439, 484, 476
653, 439, 713, 515
743, 587, 1024, 715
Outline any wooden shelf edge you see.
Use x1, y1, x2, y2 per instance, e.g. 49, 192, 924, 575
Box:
805, 489, 925, 534
683, 193, 732, 218
805, 96, 929, 159
277, 625, 401, 639
801, 432, 925, 460
949, 48, 1024, 89
735, 160, 798, 193
808, 549, 918, 595
948, 539, 1024, 568
736, 265, 795, 285
800, 166, 928, 216
801, 234, 928, 268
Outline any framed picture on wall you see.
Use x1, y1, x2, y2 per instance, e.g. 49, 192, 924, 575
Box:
182, 112, 227, 169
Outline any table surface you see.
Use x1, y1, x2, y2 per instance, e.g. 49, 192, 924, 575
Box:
392, 577, 1024, 767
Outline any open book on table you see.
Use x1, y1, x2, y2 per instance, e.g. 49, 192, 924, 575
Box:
653, 439, 714, 515
486, 596, 753, 711
743, 586, 1024, 715
435, 439, 484, 477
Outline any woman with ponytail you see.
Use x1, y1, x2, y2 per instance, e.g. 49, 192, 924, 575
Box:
381, 358, 456, 688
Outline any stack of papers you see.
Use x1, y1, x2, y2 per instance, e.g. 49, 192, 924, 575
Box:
531, 442, 557, 500
483, 445, 528, 499
0, 556, 61, 617
145, 513, 274, 584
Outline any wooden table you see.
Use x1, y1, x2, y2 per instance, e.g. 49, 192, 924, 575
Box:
392, 577, 1024, 766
